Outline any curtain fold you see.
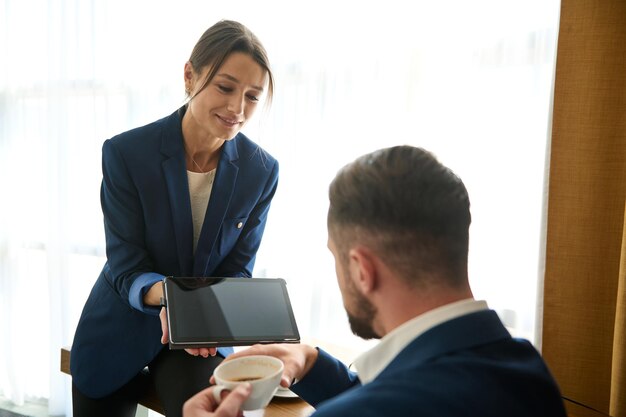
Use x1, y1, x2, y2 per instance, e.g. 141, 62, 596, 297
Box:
612, 203, 626, 416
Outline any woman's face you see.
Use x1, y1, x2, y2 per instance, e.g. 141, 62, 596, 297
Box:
184, 52, 267, 142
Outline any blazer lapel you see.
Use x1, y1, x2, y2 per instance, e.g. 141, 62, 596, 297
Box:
193, 138, 239, 276
161, 109, 194, 276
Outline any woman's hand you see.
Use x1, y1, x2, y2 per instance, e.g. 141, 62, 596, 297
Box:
212, 343, 319, 388
159, 307, 217, 358
183, 384, 250, 417
143, 281, 164, 306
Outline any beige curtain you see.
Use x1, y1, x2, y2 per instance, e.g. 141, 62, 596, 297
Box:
541, 0, 626, 416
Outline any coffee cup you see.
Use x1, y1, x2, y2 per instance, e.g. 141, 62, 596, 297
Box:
212, 355, 284, 410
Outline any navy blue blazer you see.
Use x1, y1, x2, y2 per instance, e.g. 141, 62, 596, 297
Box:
70, 106, 279, 398
292, 310, 567, 417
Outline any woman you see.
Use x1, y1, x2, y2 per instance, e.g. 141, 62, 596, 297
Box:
70, 20, 278, 417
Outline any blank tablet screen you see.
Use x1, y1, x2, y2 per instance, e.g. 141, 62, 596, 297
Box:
163, 277, 300, 348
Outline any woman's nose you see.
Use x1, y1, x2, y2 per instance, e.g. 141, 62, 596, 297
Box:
227, 94, 244, 115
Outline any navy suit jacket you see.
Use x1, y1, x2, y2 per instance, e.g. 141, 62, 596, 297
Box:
70, 106, 279, 398
292, 310, 567, 417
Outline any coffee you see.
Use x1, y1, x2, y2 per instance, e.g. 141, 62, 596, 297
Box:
230, 376, 263, 382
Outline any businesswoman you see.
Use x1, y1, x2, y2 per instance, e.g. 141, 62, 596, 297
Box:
70, 20, 278, 417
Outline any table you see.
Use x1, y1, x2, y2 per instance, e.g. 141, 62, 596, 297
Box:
60, 347, 314, 417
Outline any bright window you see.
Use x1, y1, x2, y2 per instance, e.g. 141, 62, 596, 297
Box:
0, 1, 561, 414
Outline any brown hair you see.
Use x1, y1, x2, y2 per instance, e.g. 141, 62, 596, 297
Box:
327, 146, 471, 288
187, 20, 274, 105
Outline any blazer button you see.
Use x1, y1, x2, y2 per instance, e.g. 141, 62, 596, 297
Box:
237, 222, 243, 229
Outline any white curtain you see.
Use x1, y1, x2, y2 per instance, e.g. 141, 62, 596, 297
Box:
0, 0, 561, 415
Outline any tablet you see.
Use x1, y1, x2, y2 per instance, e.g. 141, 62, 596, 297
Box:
163, 277, 300, 349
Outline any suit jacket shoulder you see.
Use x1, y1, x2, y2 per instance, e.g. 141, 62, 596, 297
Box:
103, 108, 277, 179
305, 311, 567, 417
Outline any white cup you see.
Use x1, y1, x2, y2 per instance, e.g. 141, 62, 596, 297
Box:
212, 355, 284, 411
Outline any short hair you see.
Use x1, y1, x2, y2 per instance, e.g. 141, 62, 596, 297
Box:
187, 20, 274, 105
327, 146, 471, 288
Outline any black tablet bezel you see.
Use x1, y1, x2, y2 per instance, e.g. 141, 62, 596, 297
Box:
163, 277, 300, 349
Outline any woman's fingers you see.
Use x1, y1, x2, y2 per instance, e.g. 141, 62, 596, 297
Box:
184, 347, 217, 357
159, 307, 169, 345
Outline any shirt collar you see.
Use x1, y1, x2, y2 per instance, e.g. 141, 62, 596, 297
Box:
353, 298, 489, 384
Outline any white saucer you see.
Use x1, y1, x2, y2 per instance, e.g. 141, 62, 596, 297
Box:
274, 387, 299, 398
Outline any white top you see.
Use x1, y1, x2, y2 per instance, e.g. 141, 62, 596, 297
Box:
352, 298, 489, 384
187, 169, 216, 253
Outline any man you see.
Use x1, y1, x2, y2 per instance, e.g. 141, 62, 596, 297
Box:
183, 146, 567, 417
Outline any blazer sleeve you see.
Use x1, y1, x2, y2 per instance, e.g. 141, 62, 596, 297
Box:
100, 139, 163, 315
290, 348, 360, 407
213, 158, 279, 277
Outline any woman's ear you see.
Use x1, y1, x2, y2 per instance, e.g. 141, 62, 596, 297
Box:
184, 61, 195, 93
348, 246, 378, 294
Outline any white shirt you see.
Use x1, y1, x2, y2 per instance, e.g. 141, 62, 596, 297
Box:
187, 169, 216, 253
352, 298, 489, 384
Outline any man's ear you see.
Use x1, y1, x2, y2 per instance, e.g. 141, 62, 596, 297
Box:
348, 246, 377, 294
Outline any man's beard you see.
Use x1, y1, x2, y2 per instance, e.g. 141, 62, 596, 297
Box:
345, 280, 380, 340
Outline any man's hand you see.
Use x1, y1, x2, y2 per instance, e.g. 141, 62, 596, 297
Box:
212, 343, 319, 388
159, 307, 217, 358
183, 384, 250, 417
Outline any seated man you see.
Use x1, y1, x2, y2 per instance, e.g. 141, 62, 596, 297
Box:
183, 145, 568, 417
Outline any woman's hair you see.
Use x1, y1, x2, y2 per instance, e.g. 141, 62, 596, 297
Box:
187, 20, 274, 105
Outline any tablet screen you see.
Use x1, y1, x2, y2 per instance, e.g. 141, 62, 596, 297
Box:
163, 277, 300, 348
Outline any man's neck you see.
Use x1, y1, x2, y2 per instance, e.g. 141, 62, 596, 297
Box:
373, 283, 474, 337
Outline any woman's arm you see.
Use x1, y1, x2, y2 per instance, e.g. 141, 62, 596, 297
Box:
100, 139, 164, 314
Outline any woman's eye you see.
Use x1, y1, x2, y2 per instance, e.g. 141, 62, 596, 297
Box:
247, 94, 259, 102
218, 85, 233, 93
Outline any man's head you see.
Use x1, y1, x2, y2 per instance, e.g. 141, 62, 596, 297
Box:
327, 146, 472, 339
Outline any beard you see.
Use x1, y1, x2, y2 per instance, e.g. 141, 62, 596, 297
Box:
345, 280, 380, 340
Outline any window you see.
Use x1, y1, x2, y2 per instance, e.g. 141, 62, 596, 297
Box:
0, 1, 561, 414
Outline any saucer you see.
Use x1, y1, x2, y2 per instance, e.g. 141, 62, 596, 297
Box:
274, 387, 299, 398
